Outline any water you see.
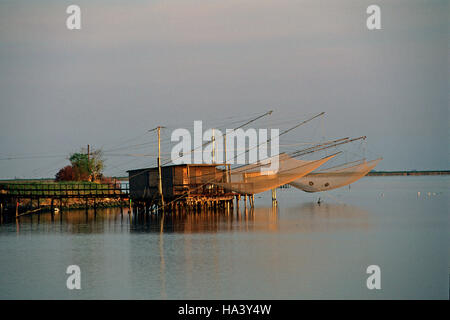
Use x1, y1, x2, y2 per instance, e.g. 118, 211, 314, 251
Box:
0, 176, 448, 299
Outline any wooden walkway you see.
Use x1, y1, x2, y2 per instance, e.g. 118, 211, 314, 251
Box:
0, 183, 129, 199
0, 183, 130, 218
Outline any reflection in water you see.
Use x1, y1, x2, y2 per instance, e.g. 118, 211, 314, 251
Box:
159, 216, 166, 299
281, 202, 372, 232
2, 201, 371, 235
0, 202, 371, 299
130, 206, 275, 233
0, 177, 447, 299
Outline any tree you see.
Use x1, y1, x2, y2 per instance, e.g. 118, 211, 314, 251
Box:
55, 165, 75, 181
88, 149, 104, 182
55, 147, 105, 182
69, 152, 90, 181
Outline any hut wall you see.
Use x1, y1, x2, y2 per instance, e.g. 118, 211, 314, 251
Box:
128, 169, 153, 200
173, 166, 189, 195
129, 164, 230, 202
162, 166, 174, 198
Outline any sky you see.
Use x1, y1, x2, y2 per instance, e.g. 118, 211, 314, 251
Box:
0, 0, 448, 179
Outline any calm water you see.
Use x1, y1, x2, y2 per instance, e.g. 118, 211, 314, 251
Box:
0, 176, 448, 299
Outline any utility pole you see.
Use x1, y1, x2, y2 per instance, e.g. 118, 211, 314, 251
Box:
87, 144, 91, 182
157, 126, 164, 208
224, 134, 228, 182
224, 135, 231, 183
149, 126, 166, 209
212, 128, 215, 163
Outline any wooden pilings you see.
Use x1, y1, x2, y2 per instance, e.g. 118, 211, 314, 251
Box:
271, 188, 277, 206
129, 197, 235, 216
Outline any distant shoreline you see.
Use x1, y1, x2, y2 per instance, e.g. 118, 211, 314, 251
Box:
367, 171, 450, 176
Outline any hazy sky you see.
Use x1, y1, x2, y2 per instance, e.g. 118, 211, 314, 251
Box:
0, 0, 448, 178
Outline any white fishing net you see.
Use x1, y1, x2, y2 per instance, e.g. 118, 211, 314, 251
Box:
289, 158, 381, 192
215, 153, 337, 194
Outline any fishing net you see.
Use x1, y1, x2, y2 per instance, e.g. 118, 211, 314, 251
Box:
215, 153, 337, 194
289, 158, 381, 192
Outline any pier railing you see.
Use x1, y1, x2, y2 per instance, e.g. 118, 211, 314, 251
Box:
0, 183, 129, 199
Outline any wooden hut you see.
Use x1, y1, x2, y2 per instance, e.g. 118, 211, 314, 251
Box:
127, 164, 234, 210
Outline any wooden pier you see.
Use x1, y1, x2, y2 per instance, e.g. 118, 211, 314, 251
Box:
0, 163, 264, 218
0, 182, 129, 218
0, 183, 128, 199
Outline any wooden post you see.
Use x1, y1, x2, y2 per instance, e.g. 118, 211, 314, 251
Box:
272, 188, 277, 206
87, 144, 90, 181
212, 128, 215, 163
224, 134, 227, 166
157, 126, 165, 208
15, 200, 19, 218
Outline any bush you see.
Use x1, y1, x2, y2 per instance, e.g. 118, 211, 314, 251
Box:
55, 166, 75, 181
